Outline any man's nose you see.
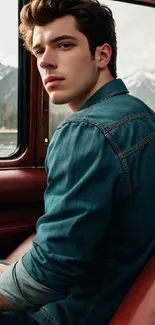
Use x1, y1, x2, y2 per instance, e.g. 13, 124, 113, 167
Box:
39, 50, 57, 69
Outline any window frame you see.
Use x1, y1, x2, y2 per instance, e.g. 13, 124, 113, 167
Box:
111, 0, 155, 7
0, 0, 47, 167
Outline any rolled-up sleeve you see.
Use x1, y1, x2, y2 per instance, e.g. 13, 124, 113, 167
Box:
0, 121, 124, 308
0, 259, 66, 310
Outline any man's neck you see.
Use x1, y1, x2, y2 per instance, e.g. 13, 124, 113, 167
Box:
69, 73, 114, 112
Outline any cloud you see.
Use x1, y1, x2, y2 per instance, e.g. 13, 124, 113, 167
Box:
134, 40, 155, 61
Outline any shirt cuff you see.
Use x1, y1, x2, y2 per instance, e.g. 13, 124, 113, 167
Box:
0, 259, 66, 311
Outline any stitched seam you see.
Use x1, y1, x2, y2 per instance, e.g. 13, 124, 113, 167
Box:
62, 113, 155, 134
82, 104, 95, 119
124, 131, 155, 157
104, 113, 155, 132
119, 153, 131, 196
65, 118, 109, 133
40, 307, 60, 325
65, 118, 131, 196
104, 133, 131, 196
82, 89, 128, 119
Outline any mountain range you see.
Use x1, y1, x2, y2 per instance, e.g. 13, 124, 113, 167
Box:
124, 70, 155, 110
0, 62, 154, 111
0, 63, 18, 109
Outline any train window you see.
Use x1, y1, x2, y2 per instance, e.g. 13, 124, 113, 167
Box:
0, 0, 18, 157
103, 0, 155, 110
48, 0, 155, 141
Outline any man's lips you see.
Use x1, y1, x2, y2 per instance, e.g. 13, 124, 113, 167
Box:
44, 76, 65, 86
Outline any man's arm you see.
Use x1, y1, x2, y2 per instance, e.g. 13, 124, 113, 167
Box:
22, 121, 124, 295
0, 121, 124, 310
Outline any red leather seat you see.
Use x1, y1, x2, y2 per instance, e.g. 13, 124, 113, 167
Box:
5, 233, 35, 264
110, 255, 155, 325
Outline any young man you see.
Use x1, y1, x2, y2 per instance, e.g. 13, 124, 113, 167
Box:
0, 0, 155, 324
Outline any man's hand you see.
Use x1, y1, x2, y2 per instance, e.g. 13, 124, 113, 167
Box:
0, 264, 8, 275
0, 292, 22, 312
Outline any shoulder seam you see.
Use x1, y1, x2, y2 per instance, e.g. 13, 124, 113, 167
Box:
63, 118, 131, 196
58, 112, 155, 195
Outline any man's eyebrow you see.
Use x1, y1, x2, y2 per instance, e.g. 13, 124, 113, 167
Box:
50, 35, 77, 43
32, 35, 77, 51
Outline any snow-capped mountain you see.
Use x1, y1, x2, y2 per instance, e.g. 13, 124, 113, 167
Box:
123, 70, 155, 110
0, 63, 17, 109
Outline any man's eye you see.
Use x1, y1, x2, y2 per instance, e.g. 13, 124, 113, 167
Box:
35, 50, 44, 57
58, 43, 73, 49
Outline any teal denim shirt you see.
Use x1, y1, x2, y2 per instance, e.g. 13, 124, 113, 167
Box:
22, 79, 155, 325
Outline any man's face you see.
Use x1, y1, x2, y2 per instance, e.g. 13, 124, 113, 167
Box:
32, 15, 100, 111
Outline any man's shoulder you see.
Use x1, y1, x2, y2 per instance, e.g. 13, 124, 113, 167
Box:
66, 92, 154, 130
61, 92, 155, 156
48, 92, 155, 163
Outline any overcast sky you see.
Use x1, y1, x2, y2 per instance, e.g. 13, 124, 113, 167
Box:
0, 0, 18, 68
0, 0, 154, 77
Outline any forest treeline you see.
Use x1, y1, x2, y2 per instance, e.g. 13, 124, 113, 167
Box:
0, 101, 17, 129
0, 100, 70, 136
49, 111, 70, 138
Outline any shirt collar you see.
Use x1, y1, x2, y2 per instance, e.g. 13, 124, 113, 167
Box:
80, 78, 129, 111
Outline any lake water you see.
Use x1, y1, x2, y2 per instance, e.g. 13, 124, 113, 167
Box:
0, 132, 17, 157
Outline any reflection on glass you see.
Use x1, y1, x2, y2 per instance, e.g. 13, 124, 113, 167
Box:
0, 0, 18, 157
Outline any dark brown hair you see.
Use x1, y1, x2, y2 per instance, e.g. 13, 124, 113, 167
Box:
19, 0, 117, 78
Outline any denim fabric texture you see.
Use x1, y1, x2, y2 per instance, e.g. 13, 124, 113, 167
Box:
2, 79, 155, 325
0, 311, 39, 325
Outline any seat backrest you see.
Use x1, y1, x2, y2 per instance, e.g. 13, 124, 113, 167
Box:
5, 233, 35, 264
110, 255, 155, 325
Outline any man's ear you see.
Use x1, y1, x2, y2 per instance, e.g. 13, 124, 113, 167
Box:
95, 43, 112, 69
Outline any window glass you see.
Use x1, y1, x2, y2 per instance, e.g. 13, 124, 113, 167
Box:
102, 0, 155, 110
0, 0, 18, 157
49, 1, 155, 140
49, 103, 71, 140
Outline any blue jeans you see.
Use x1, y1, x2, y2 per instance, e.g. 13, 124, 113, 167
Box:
0, 311, 39, 325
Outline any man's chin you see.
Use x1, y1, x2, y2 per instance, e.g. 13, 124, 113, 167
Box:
49, 94, 69, 105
